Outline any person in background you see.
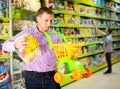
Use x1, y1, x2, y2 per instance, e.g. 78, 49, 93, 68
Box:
2, 7, 62, 89
93, 21, 113, 74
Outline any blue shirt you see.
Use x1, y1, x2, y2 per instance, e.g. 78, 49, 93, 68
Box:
104, 34, 113, 53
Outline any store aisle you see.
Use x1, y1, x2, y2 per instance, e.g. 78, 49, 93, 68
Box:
62, 62, 120, 89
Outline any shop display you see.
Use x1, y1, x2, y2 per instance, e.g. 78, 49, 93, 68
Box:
1, 0, 120, 88
45, 0, 120, 85
0, 21, 10, 36
0, 62, 12, 89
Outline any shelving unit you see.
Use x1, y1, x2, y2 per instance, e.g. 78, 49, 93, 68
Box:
44, 0, 120, 86
1, 0, 120, 88
0, 0, 13, 88
11, 0, 41, 88
0, 0, 40, 88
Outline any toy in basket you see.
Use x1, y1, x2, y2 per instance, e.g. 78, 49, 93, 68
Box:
44, 32, 92, 83
15, 34, 41, 64
0, 62, 12, 89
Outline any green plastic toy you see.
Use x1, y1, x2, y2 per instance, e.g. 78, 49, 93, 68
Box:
44, 32, 92, 83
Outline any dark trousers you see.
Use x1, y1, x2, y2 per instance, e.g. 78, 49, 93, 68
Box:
105, 52, 112, 72
25, 71, 61, 89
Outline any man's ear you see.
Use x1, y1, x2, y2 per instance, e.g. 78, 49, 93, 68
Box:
36, 16, 40, 23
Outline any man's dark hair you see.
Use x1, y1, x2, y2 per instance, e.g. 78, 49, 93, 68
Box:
37, 7, 53, 16
108, 29, 112, 34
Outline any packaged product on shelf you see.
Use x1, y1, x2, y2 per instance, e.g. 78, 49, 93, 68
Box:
47, 0, 57, 10
0, 0, 9, 18
82, 46, 88, 54
101, 9, 107, 17
74, 16, 81, 26
97, 53, 106, 65
12, 0, 41, 11
79, 56, 94, 67
3, 23, 10, 36
86, 7, 92, 15
13, 72, 21, 82
88, 7, 96, 16
79, 5, 86, 14
115, 3, 120, 11
13, 58, 21, 71
116, 50, 120, 58
0, 21, 10, 36
74, 4, 80, 13
57, 0, 65, 10
74, 28, 80, 35
62, 28, 70, 35
111, 51, 117, 60
94, 0, 101, 6
79, 58, 89, 67
100, 0, 105, 7
0, 41, 4, 55
88, 45, 97, 53
12, 20, 36, 30
64, 15, 75, 26
92, 55, 98, 67
53, 14, 64, 25
96, 8, 102, 16
67, 2, 74, 12
117, 14, 120, 20
0, 62, 12, 89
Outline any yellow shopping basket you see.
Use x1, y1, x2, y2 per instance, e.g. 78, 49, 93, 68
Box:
44, 32, 83, 60
52, 43, 83, 60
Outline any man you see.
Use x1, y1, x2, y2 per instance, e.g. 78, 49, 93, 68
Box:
2, 7, 62, 89
93, 22, 113, 74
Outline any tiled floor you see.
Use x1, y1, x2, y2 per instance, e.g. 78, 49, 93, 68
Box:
62, 62, 120, 89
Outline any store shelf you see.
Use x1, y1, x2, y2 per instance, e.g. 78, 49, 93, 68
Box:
84, 42, 103, 46
113, 34, 120, 36
12, 8, 36, 20
0, 55, 11, 60
7, 0, 120, 88
65, 34, 103, 39
52, 24, 120, 29
113, 39, 120, 42
67, 0, 120, 14
113, 46, 120, 50
60, 58, 120, 86
52, 10, 120, 21
0, 18, 10, 22
79, 50, 104, 58
0, 36, 10, 40
112, 0, 120, 4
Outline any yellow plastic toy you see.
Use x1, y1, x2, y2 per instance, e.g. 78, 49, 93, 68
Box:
15, 34, 41, 64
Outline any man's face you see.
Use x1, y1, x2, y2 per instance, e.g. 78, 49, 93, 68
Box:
36, 12, 54, 32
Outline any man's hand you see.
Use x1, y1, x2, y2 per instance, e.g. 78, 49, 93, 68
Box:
14, 37, 28, 49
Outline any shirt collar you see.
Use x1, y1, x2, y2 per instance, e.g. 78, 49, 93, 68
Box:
34, 26, 53, 33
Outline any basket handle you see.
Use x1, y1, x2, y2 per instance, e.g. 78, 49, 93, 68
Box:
44, 32, 67, 48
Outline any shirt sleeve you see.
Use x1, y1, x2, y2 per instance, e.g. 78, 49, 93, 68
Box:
2, 29, 30, 54
105, 36, 112, 43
